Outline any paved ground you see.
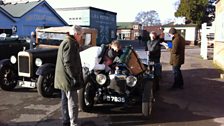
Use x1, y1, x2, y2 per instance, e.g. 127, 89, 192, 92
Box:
0, 40, 224, 126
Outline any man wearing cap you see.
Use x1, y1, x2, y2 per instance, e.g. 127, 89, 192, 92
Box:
168, 27, 185, 90
55, 25, 84, 126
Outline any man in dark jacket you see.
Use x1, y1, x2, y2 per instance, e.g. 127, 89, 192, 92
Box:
145, 31, 161, 90
54, 25, 84, 126
168, 27, 185, 90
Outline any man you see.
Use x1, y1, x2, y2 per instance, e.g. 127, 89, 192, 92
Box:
168, 27, 185, 90
30, 31, 36, 49
145, 31, 161, 91
54, 25, 84, 126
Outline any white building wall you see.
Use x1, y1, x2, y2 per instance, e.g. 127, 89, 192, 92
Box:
185, 27, 196, 41
164, 26, 196, 42
56, 9, 90, 26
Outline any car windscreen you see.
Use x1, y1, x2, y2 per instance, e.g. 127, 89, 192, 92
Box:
37, 32, 66, 46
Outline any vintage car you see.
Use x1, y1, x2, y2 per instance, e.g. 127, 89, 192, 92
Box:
78, 45, 156, 118
0, 26, 97, 97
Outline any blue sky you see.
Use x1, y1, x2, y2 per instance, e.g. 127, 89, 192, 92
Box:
46, 0, 179, 24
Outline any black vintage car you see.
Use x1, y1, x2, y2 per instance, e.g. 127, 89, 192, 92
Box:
78, 46, 156, 118
0, 26, 97, 97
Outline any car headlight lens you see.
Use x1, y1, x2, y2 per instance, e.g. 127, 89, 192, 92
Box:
35, 58, 42, 67
96, 74, 107, 85
10, 55, 17, 64
126, 76, 137, 87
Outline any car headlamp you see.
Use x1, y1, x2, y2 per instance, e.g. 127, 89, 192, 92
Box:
35, 58, 42, 67
96, 74, 107, 85
126, 76, 137, 87
10, 55, 17, 64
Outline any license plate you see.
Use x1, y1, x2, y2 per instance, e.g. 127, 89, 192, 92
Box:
18, 81, 36, 88
103, 95, 125, 103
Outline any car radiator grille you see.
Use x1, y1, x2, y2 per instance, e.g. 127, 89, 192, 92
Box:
18, 56, 29, 73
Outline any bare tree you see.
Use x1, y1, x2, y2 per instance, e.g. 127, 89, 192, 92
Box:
135, 10, 161, 26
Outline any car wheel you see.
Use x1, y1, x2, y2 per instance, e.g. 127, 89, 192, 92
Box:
142, 80, 154, 118
37, 72, 55, 97
0, 65, 17, 91
79, 80, 95, 112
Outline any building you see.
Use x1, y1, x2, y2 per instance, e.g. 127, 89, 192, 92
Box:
55, 7, 117, 45
162, 24, 198, 45
214, 0, 224, 70
0, 0, 67, 38
143, 26, 163, 35
117, 22, 142, 40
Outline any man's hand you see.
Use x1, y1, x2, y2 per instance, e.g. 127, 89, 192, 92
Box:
160, 42, 169, 49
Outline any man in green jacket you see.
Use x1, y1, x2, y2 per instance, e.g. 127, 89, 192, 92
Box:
54, 25, 84, 126
168, 27, 185, 90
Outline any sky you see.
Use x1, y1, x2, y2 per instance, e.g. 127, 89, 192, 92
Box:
46, 0, 179, 24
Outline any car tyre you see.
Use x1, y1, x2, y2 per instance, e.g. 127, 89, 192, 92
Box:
79, 80, 95, 112
0, 65, 17, 91
142, 80, 154, 118
37, 72, 55, 97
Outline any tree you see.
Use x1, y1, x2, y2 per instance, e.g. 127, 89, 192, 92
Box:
175, 0, 216, 27
135, 10, 161, 26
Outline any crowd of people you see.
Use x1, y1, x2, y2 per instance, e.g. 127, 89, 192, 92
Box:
53, 24, 185, 126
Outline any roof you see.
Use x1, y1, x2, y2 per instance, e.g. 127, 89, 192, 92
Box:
117, 22, 140, 29
0, 6, 15, 21
143, 26, 163, 34
0, 0, 42, 17
162, 23, 197, 28
0, 0, 67, 25
37, 26, 97, 33
55, 6, 117, 15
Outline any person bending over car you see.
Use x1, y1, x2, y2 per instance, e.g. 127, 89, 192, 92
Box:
98, 40, 123, 72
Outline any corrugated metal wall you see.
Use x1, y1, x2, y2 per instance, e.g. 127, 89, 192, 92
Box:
90, 9, 116, 45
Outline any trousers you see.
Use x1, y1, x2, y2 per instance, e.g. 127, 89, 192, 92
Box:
172, 65, 184, 88
61, 90, 78, 126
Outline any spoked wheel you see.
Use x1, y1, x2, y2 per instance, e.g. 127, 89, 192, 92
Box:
37, 72, 55, 97
0, 65, 17, 91
142, 80, 154, 118
79, 80, 95, 112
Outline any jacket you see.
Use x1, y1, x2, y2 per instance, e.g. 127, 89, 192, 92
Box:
145, 38, 161, 60
54, 35, 84, 91
170, 34, 185, 66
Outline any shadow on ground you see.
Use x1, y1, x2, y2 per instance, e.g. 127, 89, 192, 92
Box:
91, 68, 223, 126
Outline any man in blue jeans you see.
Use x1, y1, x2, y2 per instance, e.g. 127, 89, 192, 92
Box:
168, 27, 185, 89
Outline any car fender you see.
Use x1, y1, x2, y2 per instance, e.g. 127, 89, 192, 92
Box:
36, 63, 55, 76
0, 59, 12, 70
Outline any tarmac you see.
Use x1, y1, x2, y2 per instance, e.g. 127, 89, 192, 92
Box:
34, 42, 224, 126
